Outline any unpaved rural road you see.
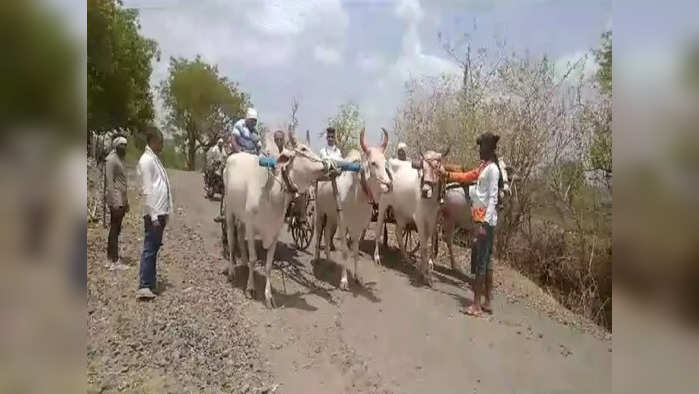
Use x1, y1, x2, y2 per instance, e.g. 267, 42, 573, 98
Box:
170, 168, 610, 394
88, 167, 610, 393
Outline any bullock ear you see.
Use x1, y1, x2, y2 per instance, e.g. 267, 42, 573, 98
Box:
494, 134, 501, 143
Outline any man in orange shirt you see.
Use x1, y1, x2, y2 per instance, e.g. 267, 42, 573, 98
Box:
440, 132, 502, 317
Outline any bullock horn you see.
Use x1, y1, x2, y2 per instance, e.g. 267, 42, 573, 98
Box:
442, 145, 451, 158
360, 128, 369, 154
380, 127, 389, 152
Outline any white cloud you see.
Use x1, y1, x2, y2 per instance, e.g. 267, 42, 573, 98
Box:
314, 45, 342, 65
388, 0, 461, 83
356, 53, 386, 73
248, 0, 349, 39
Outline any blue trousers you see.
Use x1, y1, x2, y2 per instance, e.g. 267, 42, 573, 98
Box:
139, 215, 167, 290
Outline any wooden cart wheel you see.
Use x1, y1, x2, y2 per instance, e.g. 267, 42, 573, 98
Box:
290, 200, 315, 251
402, 222, 420, 256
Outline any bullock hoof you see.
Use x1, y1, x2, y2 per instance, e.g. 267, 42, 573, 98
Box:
246, 288, 256, 299
339, 278, 349, 291
373, 255, 381, 265
265, 296, 277, 309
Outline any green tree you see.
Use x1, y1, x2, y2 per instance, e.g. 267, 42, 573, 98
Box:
587, 30, 612, 186
87, 0, 159, 134
594, 30, 612, 96
326, 102, 364, 154
159, 56, 250, 170
1, 2, 79, 136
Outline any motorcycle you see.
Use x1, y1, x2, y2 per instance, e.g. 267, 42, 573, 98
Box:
204, 160, 225, 199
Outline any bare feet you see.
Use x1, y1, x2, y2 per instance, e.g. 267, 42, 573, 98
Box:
461, 305, 484, 318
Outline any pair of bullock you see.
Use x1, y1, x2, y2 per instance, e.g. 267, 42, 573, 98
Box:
221, 129, 507, 307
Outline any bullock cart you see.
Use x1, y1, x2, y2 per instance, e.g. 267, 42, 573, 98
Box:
367, 204, 420, 257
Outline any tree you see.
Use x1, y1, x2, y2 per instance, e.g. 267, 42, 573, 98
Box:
159, 56, 250, 170
325, 102, 364, 154
87, 0, 159, 134
594, 30, 612, 96
2, 2, 79, 136
586, 30, 612, 186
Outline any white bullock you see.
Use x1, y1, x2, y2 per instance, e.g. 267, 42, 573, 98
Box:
222, 144, 328, 308
314, 128, 392, 290
439, 157, 512, 271
372, 146, 450, 285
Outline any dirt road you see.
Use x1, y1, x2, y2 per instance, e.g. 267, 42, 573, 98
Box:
168, 168, 610, 394
88, 165, 610, 393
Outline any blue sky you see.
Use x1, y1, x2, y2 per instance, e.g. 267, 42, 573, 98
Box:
116, 0, 610, 150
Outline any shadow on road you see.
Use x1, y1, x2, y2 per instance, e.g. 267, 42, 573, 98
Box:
310, 256, 382, 303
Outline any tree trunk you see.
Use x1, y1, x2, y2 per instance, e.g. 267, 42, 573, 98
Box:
187, 137, 197, 171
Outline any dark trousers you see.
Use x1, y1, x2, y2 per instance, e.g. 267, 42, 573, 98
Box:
139, 215, 167, 290
107, 206, 126, 262
471, 223, 495, 277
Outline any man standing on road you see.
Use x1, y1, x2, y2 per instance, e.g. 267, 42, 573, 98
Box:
230, 108, 261, 154
440, 132, 501, 317
136, 127, 172, 300
105, 136, 129, 271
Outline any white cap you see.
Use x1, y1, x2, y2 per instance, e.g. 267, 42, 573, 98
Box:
397, 142, 407, 151
217, 138, 223, 144
246, 108, 258, 120
113, 136, 127, 146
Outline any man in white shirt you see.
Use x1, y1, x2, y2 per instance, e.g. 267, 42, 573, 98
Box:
207, 138, 224, 167
440, 132, 501, 317
317, 127, 344, 250
319, 127, 342, 160
136, 127, 173, 299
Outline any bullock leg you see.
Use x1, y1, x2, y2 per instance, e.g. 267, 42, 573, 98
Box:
224, 214, 237, 281
263, 239, 278, 308
314, 213, 324, 262
324, 218, 336, 261
416, 220, 431, 286
338, 226, 350, 291
245, 224, 257, 299
395, 220, 409, 264
443, 217, 457, 271
372, 202, 387, 265
351, 234, 362, 285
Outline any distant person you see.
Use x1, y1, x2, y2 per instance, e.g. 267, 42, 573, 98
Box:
136, 127, 172, 300
273, 129, 286, 154
105, 136, 130, 271
231, 108, 261, 154
319, 127, 342, 160
207, 138, 225, 168
440, 132, 501, 317
396, 142, 408, 161
317, 127, 344, 251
